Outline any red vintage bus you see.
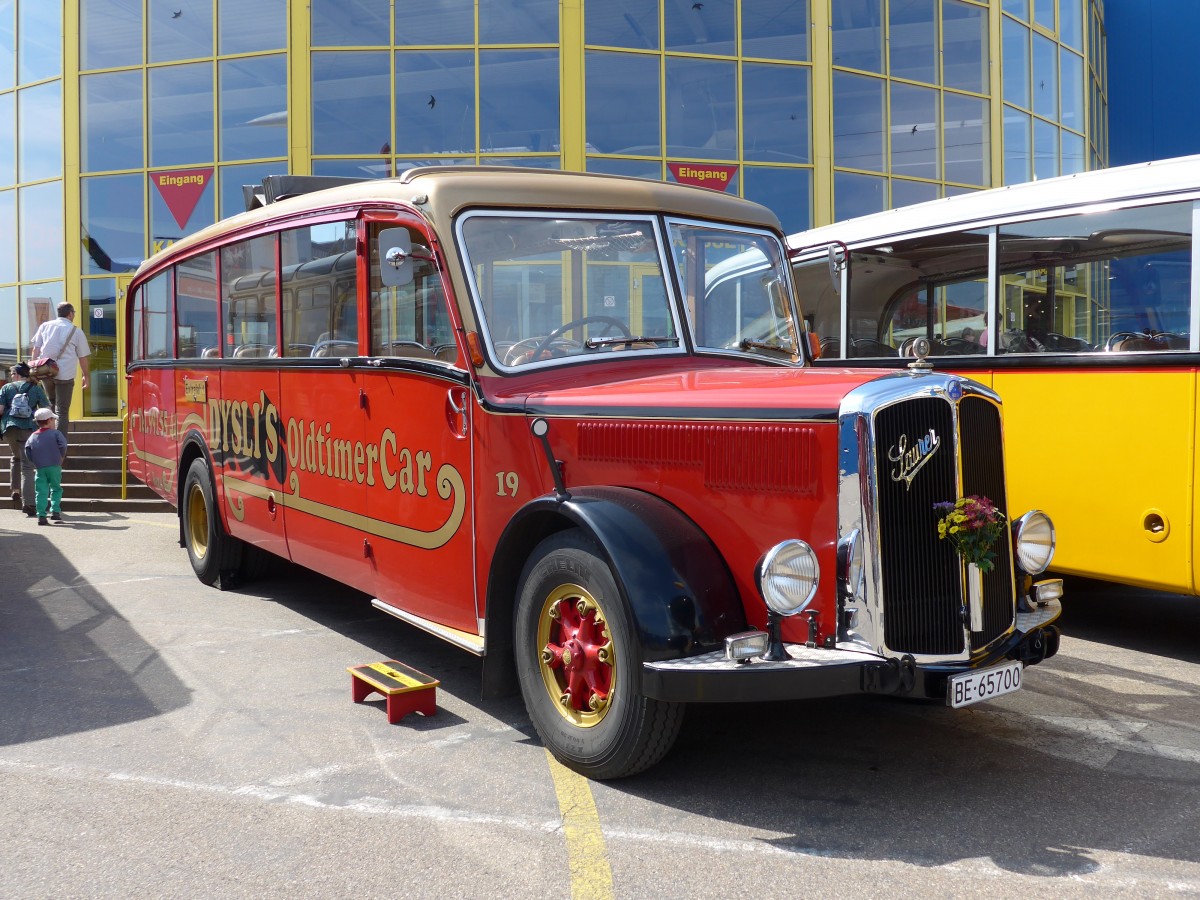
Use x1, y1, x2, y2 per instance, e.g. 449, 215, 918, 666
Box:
125, 168, 1064, 778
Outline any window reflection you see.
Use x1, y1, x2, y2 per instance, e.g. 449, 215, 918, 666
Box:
18, 82, 63, 182
0, 287, 15, 367
1032, 33, 1057, 120
742, 0, 808, 61
0, 5, 13, 91
743, 166, 811, 234
889, 0, 936, 84
219, 0, 285, 54
943, 0, 987, 94
742, 63, 809, 163
395, 51, 475, 154
479, 0, 557, 44
586, 51, 659, 156
219, 161, 286, 218
220, 55, 287, 161
82, 71, 143, 173
1034, 119, 1059, 181
18, 181, 63, 281
0, 93, 13, 185
312, 52, 390, 155
1003, 108, 1031, 184
832, 0, 882, 73
311, 0, 387, 47
834, 171, 885, 221
665, 0, 734, 55
944, 92, 989, 186
1061, 131, 1085, 176
82, 174, 144, 274
142, 271, 174, 359
585, 0, 657, 50
833, 71, 884, 172
150, 63, 214, 168
149, 0, 212, 64
890, 82, 938, 180
1002, 18, 1030, 108
479, 51, 559, 154
1060, 49, 1083, 131
17, 0, 61, 83
1033, 0, 1055, 30
222, 234, 277, 357
396, 0, 474, 46
0, 190, 14, 282
890, 178, 938, 209
665, 57, 735, 160
586, 158, 662, 180
81, 0, 140, 70
1060, 0, 1083, 49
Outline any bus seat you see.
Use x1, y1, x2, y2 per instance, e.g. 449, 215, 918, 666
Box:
202, 347, 220, 358
233, 344, 271, 358
312, 340, 358, 357
387, 340, 436, 359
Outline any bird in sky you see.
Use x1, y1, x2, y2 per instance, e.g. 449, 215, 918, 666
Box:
171, 8, 181, 16
911, 125, 918, 134
428, 95, 436, 109
692, 2, 703, 8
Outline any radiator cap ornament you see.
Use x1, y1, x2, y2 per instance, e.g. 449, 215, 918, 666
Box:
907, 336, 934, 372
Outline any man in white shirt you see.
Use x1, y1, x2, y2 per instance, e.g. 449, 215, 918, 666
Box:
30, 302, 92, 436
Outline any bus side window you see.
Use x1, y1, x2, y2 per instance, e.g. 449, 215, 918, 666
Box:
281, 222, 359, 357
369, 223, 456, 363
221, 234, 278, 358
177, 251, 218, 359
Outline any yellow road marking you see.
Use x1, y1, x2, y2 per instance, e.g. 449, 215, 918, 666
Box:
546, 750, 615, 900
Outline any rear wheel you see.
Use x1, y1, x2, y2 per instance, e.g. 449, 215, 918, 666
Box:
182, 458, 242, 586
515, 529, 683, 779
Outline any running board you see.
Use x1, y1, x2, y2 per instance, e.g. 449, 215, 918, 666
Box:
371, 599, 486, 656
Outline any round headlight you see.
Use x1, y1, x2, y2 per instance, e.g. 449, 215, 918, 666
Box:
837, 529, 865, 600
757, 540, 820, 616
1013, 510, 1056, 575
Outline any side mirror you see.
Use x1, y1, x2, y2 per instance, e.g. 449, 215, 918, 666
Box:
377, 227, 436, 287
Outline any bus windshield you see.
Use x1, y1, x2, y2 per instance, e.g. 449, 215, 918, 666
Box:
457, 212, 801, 368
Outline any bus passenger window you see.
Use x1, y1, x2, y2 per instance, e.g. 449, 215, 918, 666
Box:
176, 251, 218, 358
222, 234, 278, 358
281, 221, 359, 357
368, 223, 456, 363
998, 201, 1193, 354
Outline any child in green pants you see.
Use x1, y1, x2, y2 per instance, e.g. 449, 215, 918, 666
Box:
24, 407, 68, 525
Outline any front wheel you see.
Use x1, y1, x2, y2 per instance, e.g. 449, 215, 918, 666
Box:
515, 529, 683, 779
181, 458, 242, 587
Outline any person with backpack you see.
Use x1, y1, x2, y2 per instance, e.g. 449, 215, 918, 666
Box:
0, 363, 51, 516
24, 408, 68, 525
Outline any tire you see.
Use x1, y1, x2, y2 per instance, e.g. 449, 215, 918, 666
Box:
514, 529, 684, 779
181, 458, 242, 587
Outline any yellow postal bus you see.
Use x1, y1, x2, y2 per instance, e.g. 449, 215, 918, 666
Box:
788, 154, 1200, 595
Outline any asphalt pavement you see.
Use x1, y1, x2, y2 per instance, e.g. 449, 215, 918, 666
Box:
3, 509, 1200, 898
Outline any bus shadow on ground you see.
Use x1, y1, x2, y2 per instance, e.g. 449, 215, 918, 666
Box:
0, 527, 192, 747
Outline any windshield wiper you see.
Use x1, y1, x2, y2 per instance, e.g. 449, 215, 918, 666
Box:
585, 335, 680, 348
739, 338, 795, 355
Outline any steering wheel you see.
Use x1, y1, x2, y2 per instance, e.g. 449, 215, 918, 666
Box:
529, 315, 633, 361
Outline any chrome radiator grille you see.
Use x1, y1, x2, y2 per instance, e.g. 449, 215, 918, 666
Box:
872, 394, 1013, 656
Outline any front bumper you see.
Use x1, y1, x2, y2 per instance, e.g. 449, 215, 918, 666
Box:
641, 600, 1061, 704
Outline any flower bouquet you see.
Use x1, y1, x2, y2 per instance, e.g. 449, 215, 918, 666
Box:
933, 495, 1006, 573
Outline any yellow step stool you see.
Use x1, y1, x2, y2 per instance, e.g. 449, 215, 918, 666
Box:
348, 660, 439, 723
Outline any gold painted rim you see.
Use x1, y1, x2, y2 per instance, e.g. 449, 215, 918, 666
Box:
536, 583, 615, 729
186, 482, 209, 562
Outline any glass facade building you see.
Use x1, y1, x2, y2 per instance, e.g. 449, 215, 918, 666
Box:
0, 0, 1108, 419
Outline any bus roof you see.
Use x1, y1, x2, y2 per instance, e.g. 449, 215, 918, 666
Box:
136, 167, 783, 279
787, 154, 1200, 255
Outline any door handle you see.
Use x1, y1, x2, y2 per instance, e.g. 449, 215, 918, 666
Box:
447, 388, 469, 437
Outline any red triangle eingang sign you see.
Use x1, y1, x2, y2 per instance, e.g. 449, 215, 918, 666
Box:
152, 168, 214, 230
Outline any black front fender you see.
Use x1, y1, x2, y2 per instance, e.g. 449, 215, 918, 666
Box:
482, 487, 746, 698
